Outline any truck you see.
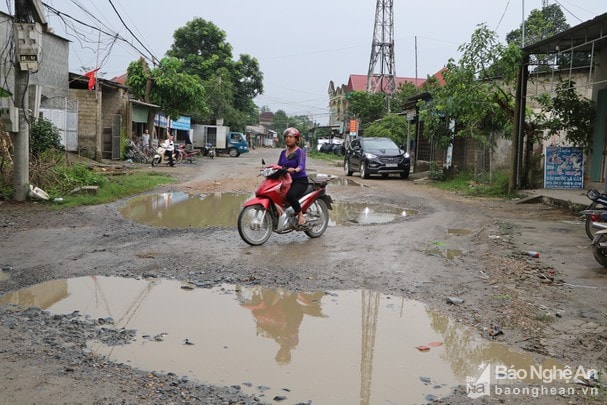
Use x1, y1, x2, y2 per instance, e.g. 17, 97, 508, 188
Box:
190, 124, 249, 157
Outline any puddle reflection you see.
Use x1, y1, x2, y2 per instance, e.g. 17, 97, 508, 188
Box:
0, 277, 565, 404
120, 192, 418, 228
120, 191, 247, 228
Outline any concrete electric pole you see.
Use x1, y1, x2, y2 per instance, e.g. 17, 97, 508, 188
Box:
12, 0, 46, 201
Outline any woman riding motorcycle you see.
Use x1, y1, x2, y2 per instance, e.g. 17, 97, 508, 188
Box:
278, 127, 307, 226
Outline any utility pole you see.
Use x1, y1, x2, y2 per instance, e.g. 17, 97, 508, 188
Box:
12, 0, 46, 201
367, 0, 396, 110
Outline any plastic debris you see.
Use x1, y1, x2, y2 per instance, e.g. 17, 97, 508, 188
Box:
447, 297, 465, 305
28, 185, 49, 201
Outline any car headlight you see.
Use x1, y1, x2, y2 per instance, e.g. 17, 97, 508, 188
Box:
364, 152, 377, 159
403, 152, 410, 159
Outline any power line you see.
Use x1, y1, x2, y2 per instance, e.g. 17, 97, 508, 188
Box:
41, 2, 156, 68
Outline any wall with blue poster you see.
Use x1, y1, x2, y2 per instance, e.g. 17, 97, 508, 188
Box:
544, 146, 584, 189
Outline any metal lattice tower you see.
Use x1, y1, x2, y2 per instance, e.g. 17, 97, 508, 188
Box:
367, 0, 396, 96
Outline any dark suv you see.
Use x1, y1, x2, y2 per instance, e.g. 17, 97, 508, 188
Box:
344, 137, 411, 179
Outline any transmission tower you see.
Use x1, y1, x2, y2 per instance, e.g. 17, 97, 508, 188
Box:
367, 0, 396, 97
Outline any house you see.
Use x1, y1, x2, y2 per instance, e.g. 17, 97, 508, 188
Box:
327, 71, 444, 131
516, 12, 607, 190
0, 11, 70, 138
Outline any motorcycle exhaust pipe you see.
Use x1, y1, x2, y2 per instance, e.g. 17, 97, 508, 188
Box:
592, 221, 607, 231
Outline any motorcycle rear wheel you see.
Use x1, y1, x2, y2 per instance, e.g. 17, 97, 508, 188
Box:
304, 199, 329, 238
592, 233, 607, 267
151, 156, 161, 167
238, 205, 273, 246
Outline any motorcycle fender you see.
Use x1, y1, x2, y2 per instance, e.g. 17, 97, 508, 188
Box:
318, 195, 333, 210
242, 197, 271, 210
595, 229, 607, 236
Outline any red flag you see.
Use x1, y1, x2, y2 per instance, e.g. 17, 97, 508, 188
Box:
84, 68, 100, 90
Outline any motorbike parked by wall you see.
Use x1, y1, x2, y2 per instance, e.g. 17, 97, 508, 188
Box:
151, 145, 181, 167
580, 189, 607, 239
237, 161, 334, 246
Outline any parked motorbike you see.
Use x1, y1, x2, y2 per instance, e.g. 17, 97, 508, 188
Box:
178, 144, 201, 163
203, 143, 216, 159
151, 146, 181, 167
591, 229, 607, 267
237, 162, 334, 246
580, 189, 607, 239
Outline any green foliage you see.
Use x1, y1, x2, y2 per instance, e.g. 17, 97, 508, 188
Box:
506, 4, 568, 47
346, 91, 387, 131
166, 18, 263, 128
535, 79, 594, 149
431, 169, 517, 198
506, 4, 576, 71
428, 161, 445, 181
364, 114, 407, 146
56, 172, 174, 208
419, 24, 519, 148
30, 118, 63, 157
126, 57, 208, 120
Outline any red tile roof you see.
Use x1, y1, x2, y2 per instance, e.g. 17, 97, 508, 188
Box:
111, 73, 127, 85
344, 67, 446, 92
345, 74, 426, 92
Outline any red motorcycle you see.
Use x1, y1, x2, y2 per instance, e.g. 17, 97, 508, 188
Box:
237, 162, 334, 246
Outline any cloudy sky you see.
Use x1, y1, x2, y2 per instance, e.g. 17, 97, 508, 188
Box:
4, 1, 606, 124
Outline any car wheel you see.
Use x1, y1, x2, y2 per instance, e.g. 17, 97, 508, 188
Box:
344, 159, 353, 176
360, 161, 369, 179
400, 170, 410, 179
229, 148, 240, 157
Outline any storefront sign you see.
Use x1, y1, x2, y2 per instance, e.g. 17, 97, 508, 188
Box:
544, 146, 583, 189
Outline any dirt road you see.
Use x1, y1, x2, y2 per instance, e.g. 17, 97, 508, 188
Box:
0, 148, 605, 404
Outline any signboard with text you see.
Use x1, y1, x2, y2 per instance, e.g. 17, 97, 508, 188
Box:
544, 146, 583, 189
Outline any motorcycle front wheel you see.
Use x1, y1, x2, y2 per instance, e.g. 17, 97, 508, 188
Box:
151, 156, 161, 167
238, 205, 273, 246
592, 233, 607, 267
304, 199, 329, 238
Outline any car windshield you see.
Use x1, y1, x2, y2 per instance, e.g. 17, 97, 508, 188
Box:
364, 139, 398, 150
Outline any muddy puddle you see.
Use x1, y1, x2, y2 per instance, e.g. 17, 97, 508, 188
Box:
120, 192, 417, 228
0, 277, 566, 404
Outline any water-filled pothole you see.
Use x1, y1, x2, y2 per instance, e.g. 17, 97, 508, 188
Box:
0, 277, 565, 404
120, 192, 417, 228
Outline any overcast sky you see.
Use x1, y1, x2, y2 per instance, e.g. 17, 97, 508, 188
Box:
4, 1, 606, 125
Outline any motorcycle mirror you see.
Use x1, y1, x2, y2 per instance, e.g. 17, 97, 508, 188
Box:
287, 153, 297, 160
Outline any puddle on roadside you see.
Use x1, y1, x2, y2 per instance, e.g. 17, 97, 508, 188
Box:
0, 277, 567, 404
425, 248, 463, 259
330, 177, 364, 187
332, 202, 417, 225
120, 192, 418, 228
119, 191, 246, 228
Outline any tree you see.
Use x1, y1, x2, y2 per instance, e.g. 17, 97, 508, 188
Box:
364, 114, 408, 147
535, 79, 594, 149
167, 18, 263, 128
126, 57, 208, 121
506, 4, 572, 71
419, 24, 521, 149
346, 91, 387, 132
506, 4, 568, 47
